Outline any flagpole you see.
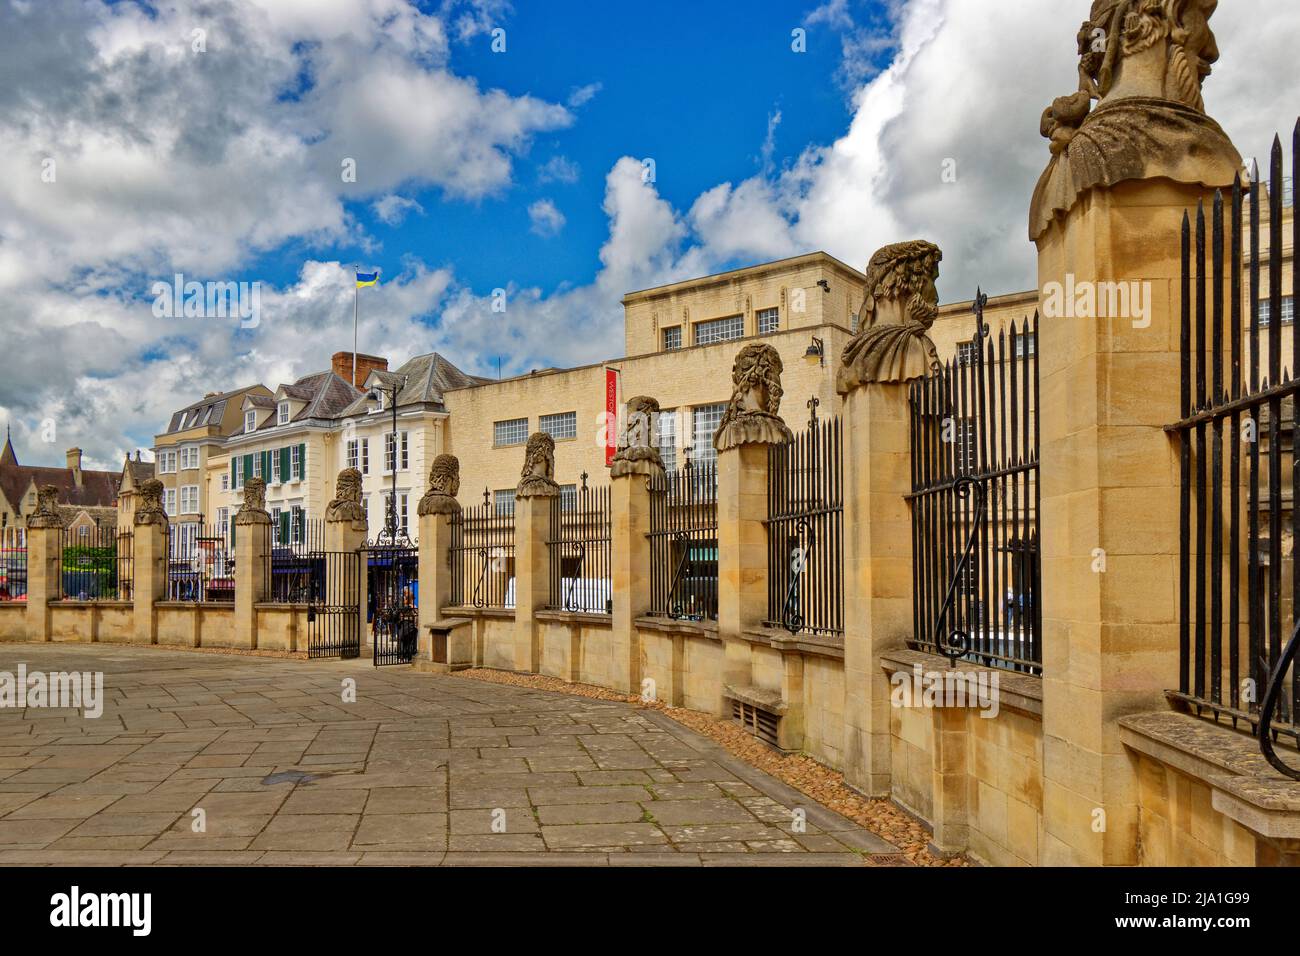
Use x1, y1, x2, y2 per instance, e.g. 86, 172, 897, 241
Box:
352, 272, 358, 387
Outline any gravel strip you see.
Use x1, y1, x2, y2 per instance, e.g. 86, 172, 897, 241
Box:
452, 667, 970, 867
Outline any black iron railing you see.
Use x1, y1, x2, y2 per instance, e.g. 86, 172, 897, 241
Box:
166, 522, 233, 602
907, 299, 1041, 673
308, 551, 362, 660
56, 524, 130, 602
449, 495, 515, 609
264, 518, 325, 604
647, 456, 718, 622
1, 540, 27, 602
765, 400, 843, 638
1168, 121, 1300, 776
547, 475, 612, 614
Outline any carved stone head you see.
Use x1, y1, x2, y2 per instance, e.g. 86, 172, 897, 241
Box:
713, 344, 794, 452
134, 478, 169, 527
858, 240, 943, 332
611, 396, 666, 479
418, 455, 462, 515
517, 433, 561, 498
240, 477, 267, 513
1078, 0, 1219, 110
26, 484, 62, 529
325, 468, 366, 524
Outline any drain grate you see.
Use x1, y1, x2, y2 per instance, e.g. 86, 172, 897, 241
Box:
731, 699, 781, 748
868, 853, 913, 867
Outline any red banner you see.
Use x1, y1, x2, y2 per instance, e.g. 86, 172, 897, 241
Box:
605, 367, 619, 467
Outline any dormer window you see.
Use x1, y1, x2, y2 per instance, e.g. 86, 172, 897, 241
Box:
245, 410, 257, 434
277, 401, 291, 425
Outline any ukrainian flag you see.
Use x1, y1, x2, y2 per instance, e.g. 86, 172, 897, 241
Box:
356, 271, 379, 288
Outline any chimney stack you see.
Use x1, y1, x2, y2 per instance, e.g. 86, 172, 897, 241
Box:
332, 351, 388, 389
66, 447, 83, 486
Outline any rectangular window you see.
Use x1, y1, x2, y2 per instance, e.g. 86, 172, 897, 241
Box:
694, 314, 744, 346
163, 488, 177, 516
217, 507, 230, 543
658, 408, 678, 472
346, 439, 358, 471
663, 326, 682, 351
233, 457, 243, 489
560, 484, 577, 512
245, 410, 257, 434
401, 432, 409, 470
360, 438, 369, 475
385, 433, 396, 473
180, 485, 199, 514
956, 341, 978, 367
220, 474, 229, 492
180, 446, 200, 470
692, 403, 727, 465
272, 449, 281, 483
277, 401, 290, 425
494, 418, 529, 446
252, 454, 262, 478
756, 307, 780, 334
1015, 331, 1037, 358
539, 412, 577, 441
291, 445, 302, 480
1258, 296, 1296, 327
494, 489, 516, 516
270, 507, 283, 545
290, 507, 303, 546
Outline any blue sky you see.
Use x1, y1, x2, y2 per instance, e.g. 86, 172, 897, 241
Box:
258, 0, 883, 296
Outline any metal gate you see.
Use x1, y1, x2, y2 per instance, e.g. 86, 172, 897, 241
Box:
369, 543, 419, 666
907, 294, 1041, 673
307, 550, 361, 659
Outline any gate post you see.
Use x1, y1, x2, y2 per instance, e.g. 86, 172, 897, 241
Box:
23, 485, 62, 642
234, 477, 272, 650
325, 468, 367, 657
1029, 7, 1240, 865
417, 455, 467, 666
132, 479, 169, 645
714, 345, 793, 717
514, 434, 559, 673
835, 241, 941, 797
609, 397, 665, 696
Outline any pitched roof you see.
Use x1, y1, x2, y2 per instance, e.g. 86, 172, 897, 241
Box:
0, 452, 120, 513
235, 371, 361, 436
164, 384, 265, 434
123, 456, 154, 484
338, 352, 487, 416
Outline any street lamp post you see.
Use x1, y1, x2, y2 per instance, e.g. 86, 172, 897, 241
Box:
366, 375, 412, 548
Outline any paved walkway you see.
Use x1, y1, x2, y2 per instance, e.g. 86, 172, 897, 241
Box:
0, 645, 899, 866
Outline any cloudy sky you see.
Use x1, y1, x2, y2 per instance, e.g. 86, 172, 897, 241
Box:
1, 0, 1297, 470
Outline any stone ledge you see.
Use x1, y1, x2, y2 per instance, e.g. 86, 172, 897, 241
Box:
1119, 710, 1300, 839
634, 615, 720, 641
442, 605, 516, 621
156, 601, 234, 610
744, 625, 845, 661
534, 609, 614, 628
723, 683, 786, 714
878, 647, 1043, 717
425, 616, 472, 633
50, 600, 133, 610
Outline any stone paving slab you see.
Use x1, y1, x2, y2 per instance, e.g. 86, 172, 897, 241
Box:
0, 644, 905, 866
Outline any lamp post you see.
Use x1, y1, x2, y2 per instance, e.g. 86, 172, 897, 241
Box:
366, 375, 411, 548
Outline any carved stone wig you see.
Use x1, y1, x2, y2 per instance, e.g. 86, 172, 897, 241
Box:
235, 476, 272, 526
611, 395, 666, 479
418, 454, 463, 515
517, 433, 561, 499
837, 241, 943, 392
325, 468, 366, 524
134, 478, 169, 528
714, 344, 794, 452
26, 484, 63, 529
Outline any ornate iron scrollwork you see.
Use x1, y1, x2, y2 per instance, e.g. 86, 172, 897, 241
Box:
1258, 620, 1300, 780
931, 476, 987, 668
666, 531, 693, 620
781, 517, 814, 635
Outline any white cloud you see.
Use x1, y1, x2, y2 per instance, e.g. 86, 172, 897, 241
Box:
538, 155, 581, 184
567, 82, 603, 108
528, 199, 566, 237
372, 194, 425, 225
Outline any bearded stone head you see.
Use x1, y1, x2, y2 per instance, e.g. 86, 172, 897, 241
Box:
857, 240, 943, 332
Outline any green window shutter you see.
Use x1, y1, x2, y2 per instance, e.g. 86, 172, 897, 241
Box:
243, 454, 253, 485
281, 447, 290, 484
279, 511, 289, 544
263, 451, 272, 483
229, 459, 234, 486
299, 443, 307, 481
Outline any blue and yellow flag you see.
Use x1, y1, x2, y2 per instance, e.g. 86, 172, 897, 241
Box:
356, 271, 379, 288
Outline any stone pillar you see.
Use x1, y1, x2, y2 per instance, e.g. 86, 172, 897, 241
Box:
325, 468, 367, 658
609, 397, 665, 696
23, 487, 62, 642
1029, 5, 1240, 866
132, 481, 169, 645
714, 344, 794, 716
514, 434, 560, 673
834, 239, 941, 797
233, 478, 272, 651
417, 455, 468, 667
